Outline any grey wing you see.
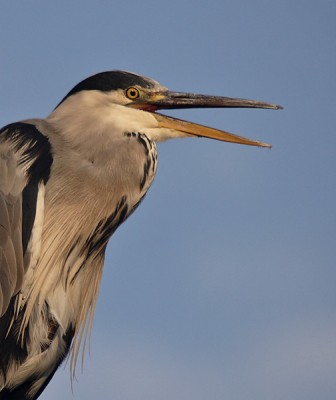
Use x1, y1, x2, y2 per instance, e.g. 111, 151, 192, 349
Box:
0, 141, 26, 317
0, 122, 53, 324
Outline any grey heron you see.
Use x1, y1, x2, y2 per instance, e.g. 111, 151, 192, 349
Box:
0, 70, 282, 399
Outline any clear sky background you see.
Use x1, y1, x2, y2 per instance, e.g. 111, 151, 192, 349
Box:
1, 1, 335, 399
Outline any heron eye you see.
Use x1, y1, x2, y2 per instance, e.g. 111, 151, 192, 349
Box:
126, 87, 140, 99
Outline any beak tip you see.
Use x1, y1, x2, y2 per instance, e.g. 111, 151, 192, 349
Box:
257, 142, 272, 148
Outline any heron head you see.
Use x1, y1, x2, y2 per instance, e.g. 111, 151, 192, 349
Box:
53, 70, 282, 147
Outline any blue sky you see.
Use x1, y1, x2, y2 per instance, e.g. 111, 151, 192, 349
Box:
1, 1, 335, 399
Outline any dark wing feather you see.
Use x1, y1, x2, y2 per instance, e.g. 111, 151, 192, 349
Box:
0, 140, 25, 317
0, 122, 53, 322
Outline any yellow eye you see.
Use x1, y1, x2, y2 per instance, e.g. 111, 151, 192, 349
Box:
125, 87, 140, 99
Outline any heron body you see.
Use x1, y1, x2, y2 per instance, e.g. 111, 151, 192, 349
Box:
0, 71, 281, 399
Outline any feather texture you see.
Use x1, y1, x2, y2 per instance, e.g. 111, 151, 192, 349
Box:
0, 112, 157, 399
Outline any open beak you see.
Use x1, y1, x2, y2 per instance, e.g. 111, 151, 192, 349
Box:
129, 91, 283, 147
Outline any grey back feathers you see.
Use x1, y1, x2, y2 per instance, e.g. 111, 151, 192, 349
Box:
0, 122, 52, 316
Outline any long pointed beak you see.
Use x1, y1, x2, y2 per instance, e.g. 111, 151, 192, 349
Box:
130, 91, 282, 147
152, 112, 272, 147
144, 91, 282, 111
